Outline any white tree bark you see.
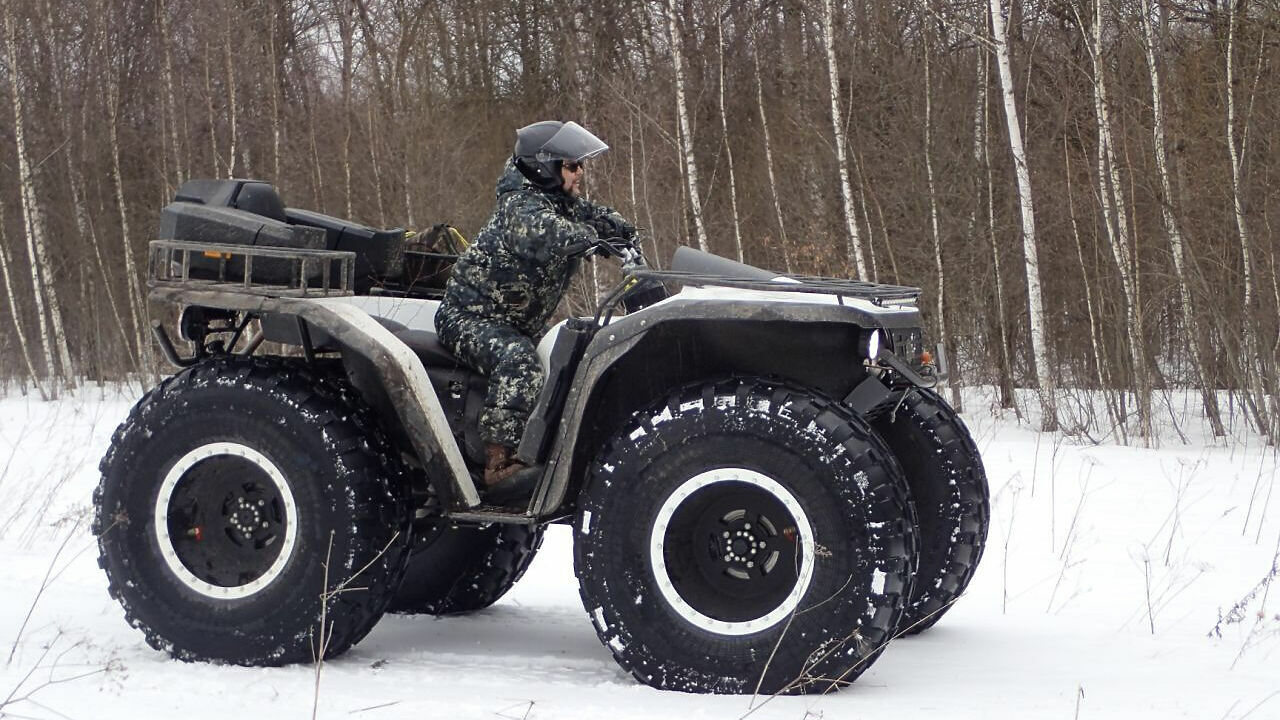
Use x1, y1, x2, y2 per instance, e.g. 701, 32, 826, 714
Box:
107, 74, 149, 361
0, 193, 44, 398
717, 15, 744, 263
1086, 0, 1152, 443
223, 22, 239, 177
268, 2, 281, 181
1064, 137, 1123, 436
4, 3, 72, 387
203, 41, 220, 175
664, 0, 709, 252
821, 0, 867, 279
159, 0, 184, 186
368, 106, 387, 227
923, 37, 960, 409
754, 50, 792, 274
1140, 0, 1224, 436
989, 0, 1055, 429
1224, 1, 1274, 440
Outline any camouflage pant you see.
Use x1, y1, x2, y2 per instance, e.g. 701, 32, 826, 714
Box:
435, 306, 545, 448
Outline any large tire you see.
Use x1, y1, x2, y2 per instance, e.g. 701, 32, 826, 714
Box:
574, 379, 917, 695
871, 388, 989, 634
389, 522, 544, 615
93, 357, 413, 665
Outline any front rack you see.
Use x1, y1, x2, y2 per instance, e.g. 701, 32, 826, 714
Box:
148, 240, 356, 297
631, 268, 921, 306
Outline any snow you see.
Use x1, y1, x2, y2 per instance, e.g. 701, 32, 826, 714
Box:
1, 385, 1278, 719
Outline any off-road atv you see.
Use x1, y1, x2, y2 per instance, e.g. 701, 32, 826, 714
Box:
94, 179, 989, 694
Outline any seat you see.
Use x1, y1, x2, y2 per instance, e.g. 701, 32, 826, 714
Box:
390, 328, 460, 367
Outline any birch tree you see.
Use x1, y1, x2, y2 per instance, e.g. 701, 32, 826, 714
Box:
3, 0, 71, 388
989, 0, 1055, 429
1140, 0, 1224, 437
1083, 0, 1153, 443
717, 13, 744, 263
1223, 2, 1274, 441
754, 48, 792, 273
820, 0, 867, 279
922, 32, 960, 409
665, 0, 709, 252
0, 196, 43, 399
107, 65, 149, 362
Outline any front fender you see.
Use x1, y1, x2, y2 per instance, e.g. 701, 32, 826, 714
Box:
532, 296, 923, 515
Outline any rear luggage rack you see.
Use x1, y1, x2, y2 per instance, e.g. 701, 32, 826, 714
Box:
633, 269, 921, 306
148, 240, 356, 297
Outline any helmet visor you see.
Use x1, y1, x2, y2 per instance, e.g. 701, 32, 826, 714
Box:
539, 121, 609, 162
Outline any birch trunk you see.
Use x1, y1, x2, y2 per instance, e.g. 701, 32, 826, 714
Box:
989, 0, 1056, 429
1224, 2, 1274, 441
717, 16, 744, 263
268, 3, 281, 181
223, 22, 238, 177
1087, 0, 1152, 444
1140, 0, 1224, 436
665, 0, 708, 252
4, 3, 72, 387
821, 0, 867, 279
340, 0, 355, 218
368, 107, 387, 227
107, 75, 149, 362
0, 196, 45, 399
204, 41, 220, 175
923, 38, 960, 409
59, 48, 133, 363
158, 0, 183, 186
754, 50, 792, 274
1065, 137, 1123, 437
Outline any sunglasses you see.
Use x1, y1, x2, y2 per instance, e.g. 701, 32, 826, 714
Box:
563, 161, 584, 172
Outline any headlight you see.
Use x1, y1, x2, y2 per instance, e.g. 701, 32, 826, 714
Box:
864, 329, 883, 360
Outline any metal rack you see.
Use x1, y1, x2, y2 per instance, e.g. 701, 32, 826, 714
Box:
631, 268, 921, 306
148, 240, 356, 297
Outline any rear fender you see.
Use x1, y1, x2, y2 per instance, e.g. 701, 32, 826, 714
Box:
148, 287, 481, 509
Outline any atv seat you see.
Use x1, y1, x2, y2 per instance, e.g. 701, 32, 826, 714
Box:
389, 328, 459, 367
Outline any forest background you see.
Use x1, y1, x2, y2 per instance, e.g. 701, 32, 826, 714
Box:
0, 0, 1277, 445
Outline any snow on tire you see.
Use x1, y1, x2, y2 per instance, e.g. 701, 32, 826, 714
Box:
574, 379, 917, 695
871, 388, 989, 634
93, 357, 413, 665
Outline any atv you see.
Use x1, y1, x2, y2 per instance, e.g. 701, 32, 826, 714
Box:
94, 179, 989, 695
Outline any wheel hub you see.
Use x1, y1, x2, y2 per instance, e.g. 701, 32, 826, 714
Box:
650, 468, 815, 636
154, 442, 298, 600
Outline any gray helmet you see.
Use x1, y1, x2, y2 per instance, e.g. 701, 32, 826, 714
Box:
513, 120, 609, 191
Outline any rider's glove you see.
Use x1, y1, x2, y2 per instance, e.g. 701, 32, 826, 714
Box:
588, 214, 637, 241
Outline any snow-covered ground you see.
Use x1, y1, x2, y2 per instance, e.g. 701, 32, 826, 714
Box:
0, 385, 1277, 719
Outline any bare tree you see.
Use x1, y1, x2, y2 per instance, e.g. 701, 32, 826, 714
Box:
922, 30, 959, 409
1224, 1, 1275, 442
1082, 0, 1153, 443
820, 0, 868, 279
754, 47, 792, 274
665, 0, 708, 252
716, 12, 744, 263
1140, 0, 1224, 437
988, 0, 1055, 430
3, 0, 71, 388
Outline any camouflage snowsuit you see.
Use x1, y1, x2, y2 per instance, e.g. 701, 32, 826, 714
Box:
435, 160, 629, 447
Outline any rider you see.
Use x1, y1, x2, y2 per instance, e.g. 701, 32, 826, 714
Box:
434, 120, 636, 503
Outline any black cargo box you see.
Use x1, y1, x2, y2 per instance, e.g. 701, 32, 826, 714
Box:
160, 180, 326, 284
286, 208, 406, 291
161, 179, 406, 291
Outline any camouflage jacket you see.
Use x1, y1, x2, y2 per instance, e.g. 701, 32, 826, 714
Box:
438, 160, 627, 338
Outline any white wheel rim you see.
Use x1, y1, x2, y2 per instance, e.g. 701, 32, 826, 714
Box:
154, 442, 299, 599
649, 467, 816, 636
